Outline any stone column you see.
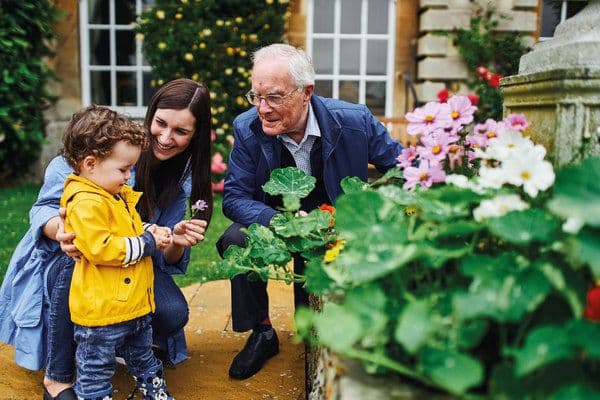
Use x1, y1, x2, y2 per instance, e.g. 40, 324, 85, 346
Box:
501, 0, 600, 167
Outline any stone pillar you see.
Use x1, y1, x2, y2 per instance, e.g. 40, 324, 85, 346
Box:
501, 0, 600, 167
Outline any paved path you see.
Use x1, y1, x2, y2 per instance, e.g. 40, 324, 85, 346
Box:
0, 280, 305, 399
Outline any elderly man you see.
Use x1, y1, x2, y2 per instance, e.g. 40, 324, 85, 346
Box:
217, 43, 402, 379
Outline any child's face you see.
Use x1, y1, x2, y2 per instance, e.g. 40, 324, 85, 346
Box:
80, 141, 141, 195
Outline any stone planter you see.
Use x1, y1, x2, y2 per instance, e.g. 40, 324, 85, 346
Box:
502, 0, 600, 166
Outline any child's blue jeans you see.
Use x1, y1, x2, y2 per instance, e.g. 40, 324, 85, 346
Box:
73, 314, 163, 399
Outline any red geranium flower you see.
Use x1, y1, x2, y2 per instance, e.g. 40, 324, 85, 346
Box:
488, 73, 503, 88
467, 93, 480, 106
437, 88, 450, 103
319, 203, 336, 227
583, 285, 600, 322
476, 66, 489, 80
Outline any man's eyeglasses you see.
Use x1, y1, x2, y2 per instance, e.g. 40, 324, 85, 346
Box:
245, 88, 302, 108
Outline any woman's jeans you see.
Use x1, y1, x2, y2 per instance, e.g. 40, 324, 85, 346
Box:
44, 261, 189, 382
73, 314, 162, 398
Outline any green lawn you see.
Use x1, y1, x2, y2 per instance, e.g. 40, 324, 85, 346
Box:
0, 183, 231, 287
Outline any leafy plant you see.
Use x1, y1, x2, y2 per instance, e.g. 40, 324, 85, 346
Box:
221, 96, 600, 397
0, 0, 60, 185
135, 0, 290, 171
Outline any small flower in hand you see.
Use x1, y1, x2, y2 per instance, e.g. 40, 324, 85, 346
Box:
191, 199, 208, 213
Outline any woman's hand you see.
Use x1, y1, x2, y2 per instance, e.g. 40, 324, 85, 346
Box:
56, 207, 81, 260
171, 219, 207, 247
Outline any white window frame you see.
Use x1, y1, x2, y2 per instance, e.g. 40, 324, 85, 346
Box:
306, 0, 396, 116
540, 0, 587, 41
79, 0, 152, 118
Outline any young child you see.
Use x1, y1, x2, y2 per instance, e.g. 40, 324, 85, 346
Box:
59, 105, 175, 400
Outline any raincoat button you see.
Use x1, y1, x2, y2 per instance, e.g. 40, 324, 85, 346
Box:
124, 277, 131, 284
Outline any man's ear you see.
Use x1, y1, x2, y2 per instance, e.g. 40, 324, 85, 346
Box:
81, 155, 97, 172
303, 84, 314, 104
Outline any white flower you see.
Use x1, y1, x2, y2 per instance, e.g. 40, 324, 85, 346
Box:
562, 217, 585, 234
503, 155, 555, 198
152, 376, 163, 388
477, 165, 507, 189
473, 194, 529, 222
485, 129, 534, 161
445, 174, 469, 188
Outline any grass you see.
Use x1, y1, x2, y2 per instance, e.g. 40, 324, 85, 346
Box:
0, 183, 231, 287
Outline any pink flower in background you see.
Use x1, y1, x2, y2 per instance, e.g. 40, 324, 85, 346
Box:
476, 66, 489, 80
488, 73, 503, 88
480, 119, 506, 140
447, 95, 477, 132
447, 144, 465, 170
396, 146, 419, 169
211, 152, 228, 174
504, 113, 529, 132
212, 179, 224, 193
210, 130, 216, 142
405, 101, 453, 136
403, 161, 446, 190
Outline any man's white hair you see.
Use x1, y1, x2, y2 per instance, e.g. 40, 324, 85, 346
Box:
252, 44, 315, 88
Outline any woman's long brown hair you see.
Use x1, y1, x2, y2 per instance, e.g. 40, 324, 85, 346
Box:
135, 79, 213, 226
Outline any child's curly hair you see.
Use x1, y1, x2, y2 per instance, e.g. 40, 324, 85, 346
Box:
62, 105, 149, 171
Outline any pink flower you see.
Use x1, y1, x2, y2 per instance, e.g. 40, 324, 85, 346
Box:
447, 95, 477, 132
396, 146, 419, 169
447, 144, 465, 170
465, 132, 489, 150
210, 130, 216, 142
403, 161, 446, 190
476, 66, 489, 80
479, 119, 505, 140
212, 179, 224, 193
418, 134, 452, 164
211, 152, 228, 174
504, 113, 529, 132
405, 101, 453, 136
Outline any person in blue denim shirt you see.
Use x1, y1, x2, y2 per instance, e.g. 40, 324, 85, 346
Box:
0, 79, 214, 400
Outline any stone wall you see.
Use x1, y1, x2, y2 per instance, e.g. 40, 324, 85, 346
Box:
415, 0, 538, 102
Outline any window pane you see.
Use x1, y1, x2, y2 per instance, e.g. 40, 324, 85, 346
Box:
341, 0, 362, 34
117, 72, 137, 106
315, 80, 333, 98
314, 0, 334, 33
91, 71, 110, 104
366, 81, 386, 115
116, 1, 136, 25
116, 30, 136, 66
313, 39, 333, 74
367, 40, 387, 75
88, 0, 109, 24
340, 39, 360, 75
89, 29, 110, 65
339, 80, 359, 104
143, 72, 158, 105
368, 0, 388, 34
142, 0, 155, 12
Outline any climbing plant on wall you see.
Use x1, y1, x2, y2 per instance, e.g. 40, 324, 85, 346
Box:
0, 0, 59, 185
136, 0, 290, 170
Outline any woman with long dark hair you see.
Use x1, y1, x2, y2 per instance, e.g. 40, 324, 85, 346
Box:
0, 78, 213, 400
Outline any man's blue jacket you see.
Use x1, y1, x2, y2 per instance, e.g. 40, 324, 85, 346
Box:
223, 95, 403, 227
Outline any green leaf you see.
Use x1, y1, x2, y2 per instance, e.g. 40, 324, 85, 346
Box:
270, 209, 330, 238
245, 224, 291, 266
370, 167, 404, 186
487, 208, 560, 245
340, 176, 368, 194
506, 325, 575, 376
395, 300, 434, 354
568, 319, 600, 359
569, 227, 600, 278
314, 303, 363, 353
550, 384, 600, 400
548, 157, 600, 227
262, 167, 316, 199
419, 347, 483, 394
303, 258, 335, 295
343, 284, 389, 347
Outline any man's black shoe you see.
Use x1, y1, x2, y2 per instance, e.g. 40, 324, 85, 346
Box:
229, 328, 279, 379
43, 387, 77, 400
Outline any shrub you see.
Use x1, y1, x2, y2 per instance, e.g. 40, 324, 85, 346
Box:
135, 0, 290, 171
0, 0, 59, 185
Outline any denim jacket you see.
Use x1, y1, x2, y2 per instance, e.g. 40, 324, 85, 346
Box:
0, 156, 191, 370
223, 95, 403, 226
